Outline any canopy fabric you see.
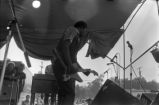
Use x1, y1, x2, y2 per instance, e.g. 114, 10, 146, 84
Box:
91, 79, 142, 105
86, 29, 123, 59
0, 0, 141, 60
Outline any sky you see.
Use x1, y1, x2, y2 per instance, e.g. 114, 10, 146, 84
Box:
0, 0, 159, 85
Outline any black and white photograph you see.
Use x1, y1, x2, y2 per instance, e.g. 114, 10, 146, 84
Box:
0, 0, 159, 105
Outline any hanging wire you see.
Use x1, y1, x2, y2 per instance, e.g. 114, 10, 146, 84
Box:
123, 0, 147, 33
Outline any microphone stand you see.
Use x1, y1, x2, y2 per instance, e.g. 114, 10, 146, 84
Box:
104, 68, 110, 80
125, 41, 159, 70
0, 0, 31, 95
114, 55, 120, 86
129, 47, 133, 94
0, 22, 13, 95
108, 53, 121, 86
107, 63, 117, 82
127, 41, 133, 94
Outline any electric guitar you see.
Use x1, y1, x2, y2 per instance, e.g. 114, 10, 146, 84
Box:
52, 49, 98, 82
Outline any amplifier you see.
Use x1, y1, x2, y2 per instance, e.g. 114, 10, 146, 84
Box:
31, 74, 58, 94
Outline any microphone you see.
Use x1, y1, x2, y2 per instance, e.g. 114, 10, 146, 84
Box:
107, 62, 114, 65
111, 54, 117, 62
127, 41, 133, 49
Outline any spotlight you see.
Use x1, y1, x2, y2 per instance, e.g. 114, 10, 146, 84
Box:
32, 0, 41, 8
107, 63, 114, 65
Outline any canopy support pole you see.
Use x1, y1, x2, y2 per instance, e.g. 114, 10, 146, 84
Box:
0, 0, 31, 95
0, 28, 13, 95
123, 26, 126, 89
8, 0, 31, 68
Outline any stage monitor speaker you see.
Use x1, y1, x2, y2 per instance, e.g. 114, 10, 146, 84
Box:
91, 79, 142, 105
140, 94, 152, 105
151, 93, 159, 105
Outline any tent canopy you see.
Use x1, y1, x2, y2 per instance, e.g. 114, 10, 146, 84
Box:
0, 0, 141, 60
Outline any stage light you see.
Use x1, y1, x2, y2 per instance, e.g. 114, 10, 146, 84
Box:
32, 0, 41, 8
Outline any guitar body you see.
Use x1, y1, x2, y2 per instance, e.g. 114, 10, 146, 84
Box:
63, 73, 83, 82
53, 49, 83, 82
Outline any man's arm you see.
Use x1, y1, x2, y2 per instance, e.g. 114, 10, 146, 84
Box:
72, 62, 98, 76
61, 40, 77, 74
72, 63, 90, 76
60, 40, 89, 75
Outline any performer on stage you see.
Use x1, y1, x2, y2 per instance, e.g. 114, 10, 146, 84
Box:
52, 21, 98, 105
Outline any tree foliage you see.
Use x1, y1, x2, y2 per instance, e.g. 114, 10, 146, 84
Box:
75, 74, 104, 99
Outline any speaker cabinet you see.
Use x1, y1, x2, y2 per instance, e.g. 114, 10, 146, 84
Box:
91, 79, 142, 105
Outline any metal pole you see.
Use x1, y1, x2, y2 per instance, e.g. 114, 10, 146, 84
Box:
117, 53, 121, 87
0, 30, 12, 95
115, 57, 118, 83
130, 48, 133, 94
138, 67, 142, 90
115, 54, 121, 86
8, 0, 31, 67
123, 26, 126, 89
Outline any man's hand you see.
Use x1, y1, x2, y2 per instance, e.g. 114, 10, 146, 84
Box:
90, 70, 98, 76
72, 63, 79, 70
84, 69, 98, 76
72, 63, 98, 76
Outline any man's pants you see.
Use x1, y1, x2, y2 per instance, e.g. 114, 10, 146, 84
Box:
57, 79, 75, 105
53, 60, 76, 105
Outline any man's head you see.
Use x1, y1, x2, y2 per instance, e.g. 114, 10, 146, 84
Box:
74, 21, 87, 36
74, 21, 87, 29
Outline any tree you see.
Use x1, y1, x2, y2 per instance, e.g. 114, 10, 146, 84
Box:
75, 74, 104, 99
